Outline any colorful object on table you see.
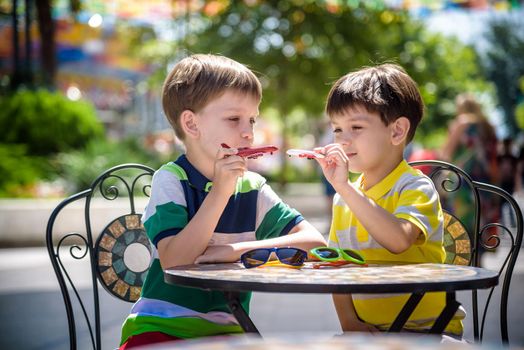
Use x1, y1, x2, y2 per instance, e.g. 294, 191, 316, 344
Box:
286, 149, 325, 159
240, 247, 307, 269
310, 246, 366, 265
312, 260, 367, 269
221, 143, 279, 159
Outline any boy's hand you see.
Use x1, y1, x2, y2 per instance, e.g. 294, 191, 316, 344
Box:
211, 146, 247, 196
194, 244, 238, 264
314, 143, 350, 189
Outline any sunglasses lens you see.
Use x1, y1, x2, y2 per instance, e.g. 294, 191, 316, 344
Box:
314, 248, 339, 260
276, 248, 306, 266
342, 249, 365, 263
241, 249, 270, 268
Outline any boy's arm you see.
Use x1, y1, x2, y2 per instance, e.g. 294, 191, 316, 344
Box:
157, 148, 246, 268
195, 220, 326, 264
334, 183, 421, 254
316, 144, 420, 254
333, 294, 378, 333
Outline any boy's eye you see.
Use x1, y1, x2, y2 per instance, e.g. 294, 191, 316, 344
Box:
250, 118, 257, 125
351, 126, 362, 131
228, 117, 240, 122
333, 128, 342, 133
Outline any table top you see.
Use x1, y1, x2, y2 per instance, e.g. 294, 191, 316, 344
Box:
164, 262, 498, 294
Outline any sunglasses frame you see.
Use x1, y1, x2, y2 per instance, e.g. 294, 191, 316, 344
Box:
240, 247, 307, 269
310, 247, 366, 265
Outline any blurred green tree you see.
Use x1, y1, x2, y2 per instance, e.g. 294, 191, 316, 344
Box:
482, 17, 524, 136
0, 89, 104, 155
176, 1, 489, 180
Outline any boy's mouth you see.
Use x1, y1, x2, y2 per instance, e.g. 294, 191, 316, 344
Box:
346, 152, 357, 158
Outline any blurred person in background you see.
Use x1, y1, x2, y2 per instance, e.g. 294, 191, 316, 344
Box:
497, 137, 519, 226
439, 93, 499, 249
497, 137, 518, 195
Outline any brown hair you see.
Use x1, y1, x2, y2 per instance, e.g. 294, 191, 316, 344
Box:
162, 54, 262, 140
455, 93, 496, 142
326, 63, 424, 143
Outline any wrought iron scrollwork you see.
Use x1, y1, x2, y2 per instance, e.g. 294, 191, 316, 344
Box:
56, 233, 89, 260
54, 232, 96, 349
427, 166, 464, 193
96, 170, 153, 214
98, 174, 129, 200
479, 223, 502, 250
132, 172, 153, 197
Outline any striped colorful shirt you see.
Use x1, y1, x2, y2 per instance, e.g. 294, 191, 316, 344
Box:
120, 155, 303, 344
328, 160, 464, 335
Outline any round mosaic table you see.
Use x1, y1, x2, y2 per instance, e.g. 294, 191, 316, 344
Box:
164, 263, 498, 335
165, 262, 497, 294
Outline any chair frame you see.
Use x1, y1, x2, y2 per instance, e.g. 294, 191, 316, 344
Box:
409, 160, 523, 344
46, 163, 154, 350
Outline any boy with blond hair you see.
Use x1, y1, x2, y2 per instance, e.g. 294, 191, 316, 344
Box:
315, 63, 464, 337
119, 54, 325, 349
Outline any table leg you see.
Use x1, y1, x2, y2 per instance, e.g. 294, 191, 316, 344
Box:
388, 292, 424, 332
429, 292, 460, 334
223, 291, 261, 335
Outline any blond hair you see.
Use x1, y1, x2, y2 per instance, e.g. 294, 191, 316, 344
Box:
162, 54, 262, 140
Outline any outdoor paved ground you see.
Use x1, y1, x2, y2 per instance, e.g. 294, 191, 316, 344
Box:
1, 183, 523, 349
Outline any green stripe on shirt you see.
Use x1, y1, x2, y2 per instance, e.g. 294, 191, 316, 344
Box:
256, 202, 300, 240
120, 314, 244, 344
144, 202, 188, 242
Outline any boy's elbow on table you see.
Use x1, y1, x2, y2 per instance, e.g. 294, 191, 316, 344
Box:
384, 228, 422, 254
386, 241, 412, 255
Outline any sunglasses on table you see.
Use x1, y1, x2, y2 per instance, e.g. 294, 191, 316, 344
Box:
240, 247, 307, 269
310, 247, 366, 267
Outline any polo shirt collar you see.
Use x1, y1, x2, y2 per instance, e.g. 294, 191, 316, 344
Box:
175, 154, 213, 192
358, 160, 410, 200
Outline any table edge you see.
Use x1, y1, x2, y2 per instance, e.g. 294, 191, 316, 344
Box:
163, 266, 499, 294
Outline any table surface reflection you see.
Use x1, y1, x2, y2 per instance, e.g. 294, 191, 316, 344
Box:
165, 262, 498, 294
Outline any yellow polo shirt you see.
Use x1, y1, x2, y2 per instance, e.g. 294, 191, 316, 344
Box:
328, 160, 464, 335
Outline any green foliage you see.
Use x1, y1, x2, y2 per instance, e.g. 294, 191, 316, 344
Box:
516, 102, 524, 130
481, 17, 524, 136
55, 138, 169, 193
0, 89, 104, 155
0, 144, 51, 197
183, 2, 490, 147
516, 76, 524, 130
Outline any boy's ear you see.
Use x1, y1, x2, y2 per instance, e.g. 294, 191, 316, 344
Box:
180, 110, 199, 138
390, 117, 410, 146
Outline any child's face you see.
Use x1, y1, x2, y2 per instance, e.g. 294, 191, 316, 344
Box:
330, 105, 396, 175
195, 89, 260, 158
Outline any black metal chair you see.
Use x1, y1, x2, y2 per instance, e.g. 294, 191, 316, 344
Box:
46, 163, 155, 350
409, 160, 523, 345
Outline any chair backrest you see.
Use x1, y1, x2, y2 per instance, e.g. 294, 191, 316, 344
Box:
442, 211, 471, 265
46, 163, 155, 350
409, 160, 523, 344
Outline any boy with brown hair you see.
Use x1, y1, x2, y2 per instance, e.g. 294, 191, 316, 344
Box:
119, 54, 325, 349
315, 63, 464, 337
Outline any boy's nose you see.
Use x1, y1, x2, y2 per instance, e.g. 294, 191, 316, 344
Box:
241, 127, 254, 139
337, 134, 351, 145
